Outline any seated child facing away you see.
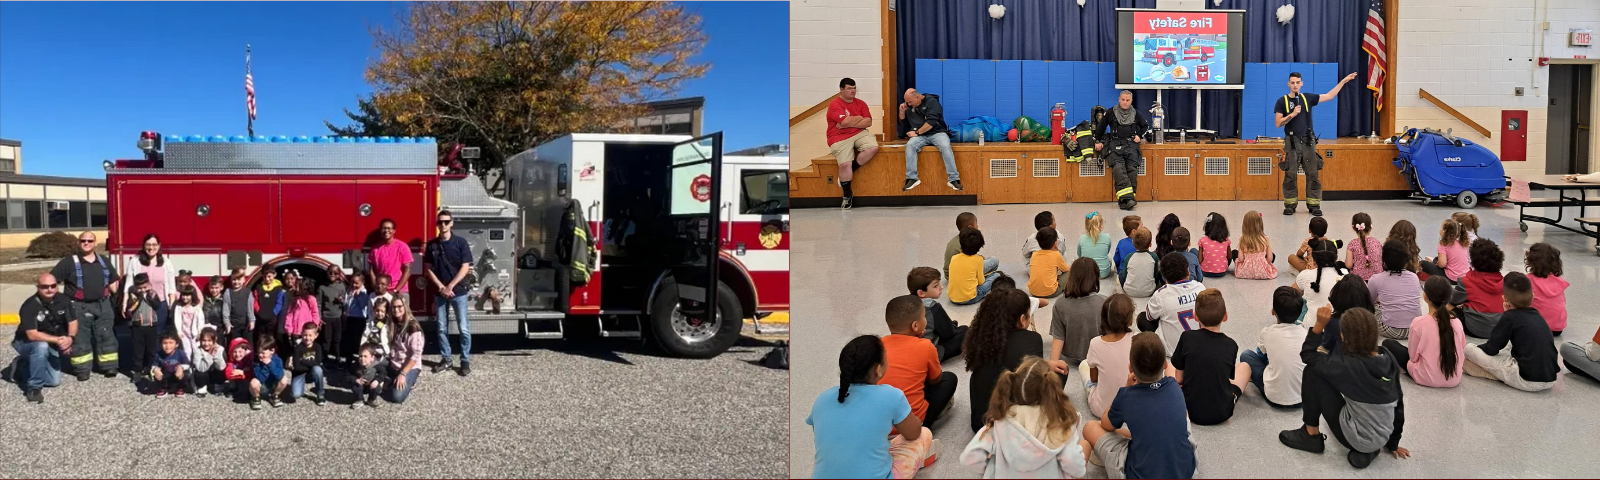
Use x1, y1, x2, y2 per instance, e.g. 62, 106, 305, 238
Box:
1023, 211, 1054, 267
1452, 212, 1481, 244
907, 267, 967, 362
1112, 215, 1142, 272
249, 336, 289, 410
949, 229, 1003, 306
1524, 243, 1568, 335
1171, 289, 1252, 426
1383, 277, 1465, 388
1082, 333, 1197, 480
1295, 239, 1347, 313
1080, 294, 1137, 418
1027, 227, 1073, 301
879, 295, 958, 427
1422, 219, 1471, 282
1197, 212, 1232, 278
1344, 213, 1385, 280
1142, 252, 1206, 356
1459, 238, 1507, 339
1173, 227, 1204, 284
945, 212, 997, 280
1232, 211, 1279, 280
351, 343, 386, 408
1365, 241, 1422, 339
149, 333, 195, 398
191, 330, 227, 397
1463, 273, 1560, 392
1278, 308, 1409, 469
1118, 227, 1163, 298
1077, 211, 1114, 278
961, 357, 1089, 479
287, 323, 328, 406
1048, 258, 1109, 373
809, 335, 936, 479
1287, 217, 1338, 274
1242, 287, 1308, 408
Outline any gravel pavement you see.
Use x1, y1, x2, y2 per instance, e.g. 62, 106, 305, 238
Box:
0, 325, 789, 478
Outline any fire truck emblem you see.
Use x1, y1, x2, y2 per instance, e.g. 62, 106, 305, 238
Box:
759, 223, 782, 249
691, 174, 712, 202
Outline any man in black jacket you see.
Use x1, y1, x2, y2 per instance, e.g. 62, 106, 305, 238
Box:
12, 273, 77, 403
900, 88, 963, 192
1093, 91, 1150, 210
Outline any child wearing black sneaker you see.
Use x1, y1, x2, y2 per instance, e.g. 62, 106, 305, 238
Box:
1278, 307, 1410, 469
908, 267, 966, 361
249, 336, 288, 410
351, 342, 385, 408
287, 323, 328, 406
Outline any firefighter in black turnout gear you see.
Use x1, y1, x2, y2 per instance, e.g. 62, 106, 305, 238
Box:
48, 232, 120, 380
1274, 70, 1357, 217
1093, 91, 1150, 210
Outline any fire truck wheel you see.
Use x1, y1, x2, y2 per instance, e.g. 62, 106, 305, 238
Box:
1163, 55, 1175, 67
650, 277, 742, 359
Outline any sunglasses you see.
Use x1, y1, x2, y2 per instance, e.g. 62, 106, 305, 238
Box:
78, 239, 95, 244
37, 283, 58, 289
437, 219, 453, 225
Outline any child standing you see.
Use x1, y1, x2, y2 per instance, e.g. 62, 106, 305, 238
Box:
1382, 277, 1464, 388
1278, 308, 1409, 469
149, 334, 194, 398
342, 273, 373, 362
249, 336, 288, 409
1047, 258, 1108, 373
961, 356, 1089, 478
364, 298, 393, 359
950, 229, 1002, 306
1118, 227, 1162, 298
124, 273, 167, 375
1172, 227, 1204, 284
1295, 239, 1346, 313
1112, 215, 1142, 272
878, 295, 958, 427
1524, 243, 1568, 335
1081, 333, 1197, 479
1171, 289, 1252, 425
946, 212, 997, 280
351, 342, 386, 408
253, 269, 286, 342
1197, 212, 1231, 278
173, 288, 205, 360
1344, 213, 1384, 280
1241, 286, 1308, 409
283, 278, 321, 347
1233, 211, 1279, 280
1023, 211, 1054, 267
1463, 273, 1560, 392
287, 323, 328, 406
202, 277, 228, 335
808, 335, 936, 479
907, 267, 966, 362
318, 265, 348, 365
1366, 241, 1422, 339
191, 330, 226, 397
1027, 227, 1073, 301
1077, 212, 1114, 278
223, 270, 254, 341
1080, 294, 1136, 418
1144, 253, 1206, 356
1460, 238, 1507, 339
1422, 219, 1470, 281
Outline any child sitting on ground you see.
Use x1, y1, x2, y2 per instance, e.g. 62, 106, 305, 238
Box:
1460, 238, 1507, 339
1078, 212, 1114, 278
961, 356, 1089, 478
950, 229, 1003, 306
1295, 239, 1347, 313
1463, 273, 1560, 392
808, 335, 936, 479
1154, 214, 1182, 260
351, 342, 386, 408
879, 295, 958, 427
1027, 227, 1072, 304
1242, 286, 1308, 408
1172, 227, 1204, 284
1143, 252, 1206, 356
1048, 258, 1108, 374
1197, 212, 1231, 278
1524, 243, 1568, 335
1172, 289, 1252, 425
1023, 211, 1054, 267
946, 212, 997, 280
907, 267, 966, 362
249, 336, 289, 410
1422, 219, 1471, 282
1080, 294, 1136, 418
1278, 308, 1410, 469
150, 333, 195, 398
1118, 227, 1162, 298
1366, 240, 1423, 339
1288, 217, 1338, 273
191, 330, 227, 397
223, 337, 254, 399
1232, 211, 1278, 280
1082, 332, 1196, 479
287, 323, 327, 406
1386, 220, 1423, 276
1382, 277, 1464, 388
1452, 212, 1480, 244
1561, 327, 1600, 384
1112, 215, 1142, 273
1345, 213, 1384, 280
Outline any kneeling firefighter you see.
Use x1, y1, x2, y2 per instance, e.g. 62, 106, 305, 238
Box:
1092, 90, 1151, 210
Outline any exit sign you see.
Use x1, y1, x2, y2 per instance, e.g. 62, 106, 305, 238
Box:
1573, 30, 1593, 47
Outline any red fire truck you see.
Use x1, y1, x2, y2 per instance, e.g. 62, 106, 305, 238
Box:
1141, 36, 1215, 66
105, 131, 789, 358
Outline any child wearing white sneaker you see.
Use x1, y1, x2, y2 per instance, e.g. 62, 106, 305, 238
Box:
191, 330, 226, 397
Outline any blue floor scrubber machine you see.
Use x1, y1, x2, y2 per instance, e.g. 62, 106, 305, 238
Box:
1391, 127, 1507, 208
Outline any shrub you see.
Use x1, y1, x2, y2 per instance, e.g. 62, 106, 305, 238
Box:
26, 232, 79, 259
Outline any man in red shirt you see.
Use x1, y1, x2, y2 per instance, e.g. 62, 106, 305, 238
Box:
827, 78, 878, 209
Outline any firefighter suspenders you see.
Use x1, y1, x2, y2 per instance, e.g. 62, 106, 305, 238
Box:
71, 253, 111, 301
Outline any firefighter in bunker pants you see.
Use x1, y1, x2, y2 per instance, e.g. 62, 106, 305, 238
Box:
50, 249, 120, 378
1092, 93, 1151, 210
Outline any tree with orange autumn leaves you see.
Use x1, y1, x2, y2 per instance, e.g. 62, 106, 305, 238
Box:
328, 2, 709, 174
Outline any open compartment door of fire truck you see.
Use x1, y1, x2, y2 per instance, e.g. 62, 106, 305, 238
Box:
653, 132, 738, 358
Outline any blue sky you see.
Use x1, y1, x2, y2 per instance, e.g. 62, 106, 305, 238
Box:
0, 1, 788, 178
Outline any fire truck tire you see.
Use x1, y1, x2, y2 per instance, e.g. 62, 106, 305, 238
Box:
1163, 55, 1175, 67
649, 277, 742, 359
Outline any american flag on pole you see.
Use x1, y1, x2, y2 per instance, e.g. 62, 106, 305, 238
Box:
246, 45, 256, 136
1363, 0, 1387, 111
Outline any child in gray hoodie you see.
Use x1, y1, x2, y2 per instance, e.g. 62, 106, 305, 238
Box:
1278, 307, 1410, 469
960, 356, 1089, 478
191, 330, 227, 397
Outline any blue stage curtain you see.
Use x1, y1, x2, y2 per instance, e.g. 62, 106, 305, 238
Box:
897, 0, 1375, 138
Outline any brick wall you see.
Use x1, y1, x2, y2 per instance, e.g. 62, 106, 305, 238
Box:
790, 0, 883, 171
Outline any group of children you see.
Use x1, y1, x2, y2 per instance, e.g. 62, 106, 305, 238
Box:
117, 265, 426, 409
808, 207, 1600, 479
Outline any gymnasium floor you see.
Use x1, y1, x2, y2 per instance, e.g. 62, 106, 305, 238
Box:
789, 199, 1600, 478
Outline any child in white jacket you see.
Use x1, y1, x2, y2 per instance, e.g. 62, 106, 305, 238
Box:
173, 289, 207, 360
962, 357, 1089, 479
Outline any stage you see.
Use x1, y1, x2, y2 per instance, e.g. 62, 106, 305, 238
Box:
791, 137, 1409, 208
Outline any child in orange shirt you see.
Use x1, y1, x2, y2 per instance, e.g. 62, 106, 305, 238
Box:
879, 295, 958, 427
1027, 227, 1072, 305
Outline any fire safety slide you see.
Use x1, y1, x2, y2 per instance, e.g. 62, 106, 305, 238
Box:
1131, 11, 1229, 84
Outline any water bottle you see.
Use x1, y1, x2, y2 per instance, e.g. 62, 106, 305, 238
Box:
1150, 101, 1165, 145
978, 130, 985, 146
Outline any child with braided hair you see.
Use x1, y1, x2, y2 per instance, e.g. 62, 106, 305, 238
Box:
807, 335, 937, 479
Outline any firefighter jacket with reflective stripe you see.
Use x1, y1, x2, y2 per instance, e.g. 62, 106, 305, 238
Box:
1062, 121, 1098, 163
560, 200, 597, 286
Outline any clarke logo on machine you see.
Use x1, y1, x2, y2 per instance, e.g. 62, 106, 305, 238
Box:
691, 174, 713, 202
1443, 156, 1463, 163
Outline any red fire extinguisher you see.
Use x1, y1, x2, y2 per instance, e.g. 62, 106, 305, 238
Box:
1050, 103, 1066, 145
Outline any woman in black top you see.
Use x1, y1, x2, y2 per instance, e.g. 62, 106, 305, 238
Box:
962, 287, 1044, 432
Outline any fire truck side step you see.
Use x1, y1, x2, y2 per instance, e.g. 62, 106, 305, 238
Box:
598, 316, 644, 339
520, 311, 567, 340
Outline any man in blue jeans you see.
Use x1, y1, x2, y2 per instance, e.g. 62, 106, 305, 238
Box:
424, 210, 474, 376
11, 273, 77, 403
900, 88, 963, 192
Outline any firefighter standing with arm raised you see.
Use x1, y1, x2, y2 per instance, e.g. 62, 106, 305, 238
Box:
1094, 91, 1150, 211
1275, 71, 1357, 217
50, 232, 120, 380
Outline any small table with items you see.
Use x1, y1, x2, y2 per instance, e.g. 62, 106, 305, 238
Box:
1509, 174, 1600, 256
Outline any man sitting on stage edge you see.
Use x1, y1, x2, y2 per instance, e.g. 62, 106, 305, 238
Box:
828, 77, 879, 210
1094, 90, 1149, 211
1274, 71, 1357, 217
900, 88, 963, 193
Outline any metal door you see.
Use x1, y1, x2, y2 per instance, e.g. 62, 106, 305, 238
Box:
666, 132, 723, 319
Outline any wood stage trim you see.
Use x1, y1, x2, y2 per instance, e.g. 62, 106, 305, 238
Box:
791, 138, 1410, 207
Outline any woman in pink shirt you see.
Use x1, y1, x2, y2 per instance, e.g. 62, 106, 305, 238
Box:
1383, 277, 1464, 388
1343, 213, 1384, 280
367, 219, 413, 294
1524, 243, 1569, 334
123, 234, 178, 307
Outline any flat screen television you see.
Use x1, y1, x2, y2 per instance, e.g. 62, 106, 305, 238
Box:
1115, 9, 1246, 89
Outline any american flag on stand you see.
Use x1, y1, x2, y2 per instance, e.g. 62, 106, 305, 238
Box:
246, 45, 256, 136
1363, 0, 1388, 111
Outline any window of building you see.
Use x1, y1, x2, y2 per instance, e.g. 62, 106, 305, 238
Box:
91, 202, 108, 228
0, 159, 14, 174
69, 201, 89, 228
739, 169, 789, 215
48, 202, 70, 229
24, 200, 42, 229
0, 201, 7, 230
5, 201, 23, 230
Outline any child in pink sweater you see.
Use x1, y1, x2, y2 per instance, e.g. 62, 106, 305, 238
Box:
1525, 243, 1569, 335
1383, 277, 1465, 388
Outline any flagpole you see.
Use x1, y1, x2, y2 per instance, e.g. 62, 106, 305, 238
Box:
246, 44, 254, 138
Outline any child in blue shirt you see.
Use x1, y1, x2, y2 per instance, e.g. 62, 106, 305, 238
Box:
807, 335, 937, 479
1083, 332, 1196, 479
1113, 215, 1142, 271
249, 336, 288, 410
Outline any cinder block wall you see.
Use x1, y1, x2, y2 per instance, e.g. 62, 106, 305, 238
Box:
790, 0, 883, 171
